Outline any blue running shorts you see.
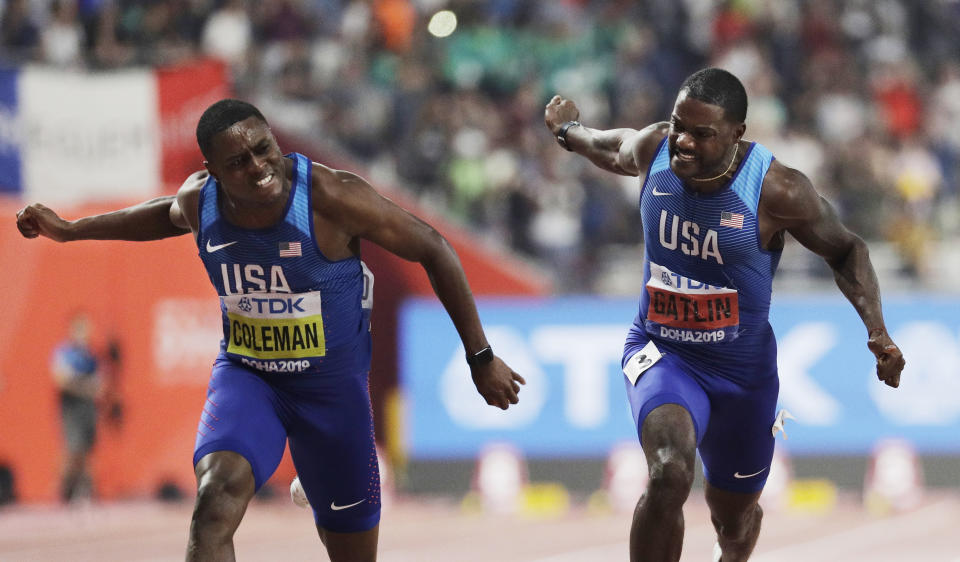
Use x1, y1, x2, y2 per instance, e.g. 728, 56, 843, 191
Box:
622, 340, 779, 494
194, 352, 381, 532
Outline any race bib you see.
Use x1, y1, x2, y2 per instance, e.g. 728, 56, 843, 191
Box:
623, 340, 663, 385
223, 291, 325, 359
645, 262, 739, 344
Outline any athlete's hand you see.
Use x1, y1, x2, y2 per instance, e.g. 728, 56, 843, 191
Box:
16, 203, 72, 242
544, 95, 581, 136
471, 356, 526, 410
868, 328, 905, 388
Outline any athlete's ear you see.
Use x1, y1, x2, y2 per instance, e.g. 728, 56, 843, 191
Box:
735, 121, 746, 140
202, 160, 218, 181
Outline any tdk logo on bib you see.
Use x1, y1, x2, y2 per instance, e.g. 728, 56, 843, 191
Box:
240, 297, 306, 314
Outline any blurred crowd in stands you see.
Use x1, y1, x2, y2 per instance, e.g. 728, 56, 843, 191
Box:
3, 0, 959, 292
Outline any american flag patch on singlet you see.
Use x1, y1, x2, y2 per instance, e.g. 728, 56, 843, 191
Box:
279, 242, 302, 257
719, 211, 744, 229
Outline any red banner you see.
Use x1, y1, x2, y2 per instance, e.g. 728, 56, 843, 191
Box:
156, 59, 231, 193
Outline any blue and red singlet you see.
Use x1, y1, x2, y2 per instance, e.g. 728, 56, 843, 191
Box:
628, 138, 781, 387
622, 138, 783, 493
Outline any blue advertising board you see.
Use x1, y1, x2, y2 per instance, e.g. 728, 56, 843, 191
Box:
400, 295, 960, 458
0, 67, 21, 193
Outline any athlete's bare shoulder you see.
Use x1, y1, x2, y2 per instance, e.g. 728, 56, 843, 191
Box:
310, 160, 365, 183
309, 160, 386, 225
177, 170, 209, 196
174, 170, 209, 232
308, 160, 408, 247
636, 122, 670, 164
309, 161, 370, 202
622, 122, 669, 179
759, 159, 820, 228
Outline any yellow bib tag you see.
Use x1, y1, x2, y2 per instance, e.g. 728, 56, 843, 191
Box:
222, 292, 325, 359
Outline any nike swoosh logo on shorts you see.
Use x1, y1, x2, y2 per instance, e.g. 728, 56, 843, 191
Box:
651, 187, 672, 196
206, 240, 238, 253
330, 498, 366, 511
733, 467, 769, 479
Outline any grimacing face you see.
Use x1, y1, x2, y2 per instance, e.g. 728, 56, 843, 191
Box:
667, 91, 743, 182
204, 116, 288, 207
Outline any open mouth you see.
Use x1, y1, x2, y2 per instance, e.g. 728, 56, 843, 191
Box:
255, 172, 275, 189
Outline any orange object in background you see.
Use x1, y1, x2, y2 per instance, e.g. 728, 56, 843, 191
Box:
373, 0, 416, 53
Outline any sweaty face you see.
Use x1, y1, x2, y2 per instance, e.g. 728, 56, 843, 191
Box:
204, 116, 287, 207
667, 92, 741, 181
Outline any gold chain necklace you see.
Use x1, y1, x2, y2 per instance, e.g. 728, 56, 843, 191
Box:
690, 143, 739, 182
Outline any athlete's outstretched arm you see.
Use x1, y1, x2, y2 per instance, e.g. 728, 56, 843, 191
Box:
314, 165, 525, 410
16, 196, 191, 242
544, 94, 660, 176
761, 163, 905, 388
16, 172, 206, 242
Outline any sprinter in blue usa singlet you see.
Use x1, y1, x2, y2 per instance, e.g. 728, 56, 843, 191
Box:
193, 151, 381, 532
545, 68, 905, 561
622, 137, 780, 494
15, 98, 527, 561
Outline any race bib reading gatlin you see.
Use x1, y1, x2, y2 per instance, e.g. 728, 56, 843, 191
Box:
644, 262, 739, 344
223, 291, 326, 359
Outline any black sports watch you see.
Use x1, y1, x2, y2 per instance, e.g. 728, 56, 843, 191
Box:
466, 345, 494, 367
556, 121, 581, 151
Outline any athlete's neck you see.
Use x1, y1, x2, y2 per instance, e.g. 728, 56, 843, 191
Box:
686, 141, 742, 192
220, 183, 292, 229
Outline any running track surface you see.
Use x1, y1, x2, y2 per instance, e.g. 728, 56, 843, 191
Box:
1, 492, 958, 561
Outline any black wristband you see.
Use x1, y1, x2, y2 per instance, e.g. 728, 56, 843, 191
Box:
556, 121, 581, 151
466, 345, 494, 367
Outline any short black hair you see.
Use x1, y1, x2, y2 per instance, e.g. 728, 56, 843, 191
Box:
679, 68, 748, 123
196, 99, 268, 158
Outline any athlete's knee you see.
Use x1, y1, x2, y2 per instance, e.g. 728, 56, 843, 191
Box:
714, 503, 762, 542
192, 453, 256, 531
194, 474, 251, 512
640, 405, 697, 498
646, 450, 695, 503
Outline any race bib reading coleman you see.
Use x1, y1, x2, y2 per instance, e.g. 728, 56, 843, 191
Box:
222, 291, 325, 373
644, 262, 739, 344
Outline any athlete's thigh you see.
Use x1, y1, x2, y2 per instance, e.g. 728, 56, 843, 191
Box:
622, 345, 711, 449
193, 354, 288, 490
286, 370, 380, 534
320, 525, 379, 562
697, 375, 779, 493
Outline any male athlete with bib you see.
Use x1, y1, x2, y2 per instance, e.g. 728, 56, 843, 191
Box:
17, 99, 525, 562
545, 68, 905, 561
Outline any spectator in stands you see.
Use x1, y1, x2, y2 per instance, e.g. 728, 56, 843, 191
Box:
86, 0, 135, 69
40, 0, 85, 68
201, 0, 252, 79
0, 0, 40, 63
